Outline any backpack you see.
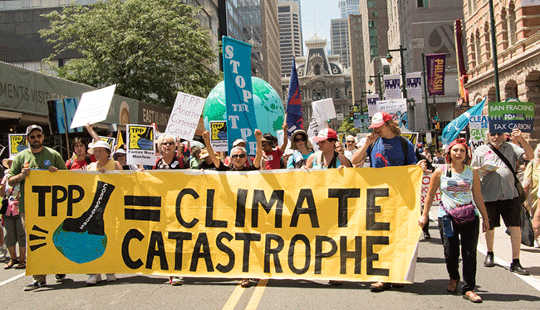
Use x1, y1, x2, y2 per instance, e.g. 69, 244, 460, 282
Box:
367, 136, 414, 167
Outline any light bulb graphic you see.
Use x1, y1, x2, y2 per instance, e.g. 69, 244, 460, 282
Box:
53, 181, 115, 264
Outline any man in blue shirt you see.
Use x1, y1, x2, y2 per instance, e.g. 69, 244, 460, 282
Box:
352, 112, 425, 292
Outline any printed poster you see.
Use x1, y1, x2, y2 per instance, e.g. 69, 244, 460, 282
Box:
488, 101, 535, 133
126, 124, 155, 166
8, 134, 28, 157
210, 121, 228, 152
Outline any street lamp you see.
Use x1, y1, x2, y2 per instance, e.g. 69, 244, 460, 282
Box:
386, 44, 407, 99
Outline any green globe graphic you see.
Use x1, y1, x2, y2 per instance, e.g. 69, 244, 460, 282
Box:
203, 77, 284, 137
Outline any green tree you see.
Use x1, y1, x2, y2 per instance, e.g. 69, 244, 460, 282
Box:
40, 0, 219, 106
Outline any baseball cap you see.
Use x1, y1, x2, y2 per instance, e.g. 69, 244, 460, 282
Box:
89, 140, 111, 150
233, 139, 246, 147
25, 124, 43, 136
369, 112, 393, 129
346, 135, 356, 142
313, 128, 338, 143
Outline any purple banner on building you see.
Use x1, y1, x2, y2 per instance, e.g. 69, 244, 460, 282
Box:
426, 53, 446, 96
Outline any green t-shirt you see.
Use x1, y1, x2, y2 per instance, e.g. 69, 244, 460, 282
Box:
8, 146, 66, 213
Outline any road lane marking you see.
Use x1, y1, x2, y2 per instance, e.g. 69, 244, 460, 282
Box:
222, 282, 247, 310
0, 272, 25, 287
245, 279, 268, 310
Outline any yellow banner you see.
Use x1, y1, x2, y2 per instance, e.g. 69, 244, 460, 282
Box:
25, 167, 422, 283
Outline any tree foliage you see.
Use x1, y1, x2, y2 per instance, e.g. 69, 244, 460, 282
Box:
40, 0, 219, 105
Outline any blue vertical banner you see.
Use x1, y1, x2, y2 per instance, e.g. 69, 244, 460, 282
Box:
222, 36, 258, 155
47, 98, 83, 134
286, 58, 303, 135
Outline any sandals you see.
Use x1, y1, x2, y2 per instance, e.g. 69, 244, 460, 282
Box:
14, 261, 26, 269
370, 282, 392, 292
4, 258, 18, 269
240, 279, 258, 288
463, 291, 482, 303
447, 279, 459, 293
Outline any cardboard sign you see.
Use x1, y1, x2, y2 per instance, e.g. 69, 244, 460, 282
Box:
8, 134, 28, 157
209, 121, 228, 152
488, 101, 535, 133
165, 92, 206, 140
126, 124, 155, 166
71, 85, 116, 129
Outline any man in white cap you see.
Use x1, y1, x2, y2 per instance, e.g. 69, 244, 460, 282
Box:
344, 135, 357, 161
7, 124, 67, 291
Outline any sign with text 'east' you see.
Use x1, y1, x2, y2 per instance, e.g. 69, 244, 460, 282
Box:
25, 167, 422, 283
222, 36, 258, 155
488, 101, 535, 133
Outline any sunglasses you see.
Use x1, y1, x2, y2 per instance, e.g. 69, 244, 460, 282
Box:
28, 134, 42, 140
489, 133, 503, 137
294, 137, 306, 142
232, 154, 246, 159
346, 141, 354, 143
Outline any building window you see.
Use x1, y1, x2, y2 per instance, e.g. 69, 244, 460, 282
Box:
475, 30, 482, 65
484, 22, 491, 58
417, 0, 428, 8
508, 1, 517, 45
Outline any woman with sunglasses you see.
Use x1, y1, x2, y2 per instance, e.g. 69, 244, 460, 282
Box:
151, 134, 187, 286
287, 130, 314, 168
421, 139, 489, 303
306, 128, 351, 169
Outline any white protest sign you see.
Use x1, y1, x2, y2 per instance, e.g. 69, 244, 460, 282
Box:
165, 92, 206, 140
312, 98, 336, 122
70, 85, 116, 129
384, 74, 402, 99
406, 72, 423, 105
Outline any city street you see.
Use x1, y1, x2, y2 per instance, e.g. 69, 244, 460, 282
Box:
2, 214, 539, 310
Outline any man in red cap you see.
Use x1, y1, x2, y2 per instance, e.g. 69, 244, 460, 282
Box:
306, 128, 351, 169
352, 112, 425, 292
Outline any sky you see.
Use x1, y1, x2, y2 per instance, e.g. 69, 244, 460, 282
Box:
301, 0, 340, 52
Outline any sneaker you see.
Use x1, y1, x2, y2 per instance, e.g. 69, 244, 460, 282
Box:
483, 253, 495, 267
86, 274, 102, 286
55, 274, 66, 283
534, 239, 540, 248
510, 262, 530, 276
24, 281, 46, 291
423, 231, 431, 240
105, 274, 117, 282
170, 276, 183, 286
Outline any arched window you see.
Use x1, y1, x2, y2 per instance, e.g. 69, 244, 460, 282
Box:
469, 34, 476, 69
314, 64, 321, 75
475, 30, 482, 64
501, 8, 509, 49
484, 22, 491, 58
508, 1, 517, 45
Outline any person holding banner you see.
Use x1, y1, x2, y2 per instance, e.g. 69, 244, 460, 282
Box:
350, 112, 425, 292
306, 128, 351, 169
287, 130, 314, 168
471, 129, 533, 275
420, 138, 489, 303
202, 130, 263, 172
7, 125, 67, 291
85, 140, 121, 285
261, 123, 288, 170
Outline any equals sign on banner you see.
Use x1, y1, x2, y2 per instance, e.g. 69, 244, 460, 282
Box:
124, 195, 162, 222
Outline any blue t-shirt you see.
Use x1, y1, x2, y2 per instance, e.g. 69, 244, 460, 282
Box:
368, 136, 417, 168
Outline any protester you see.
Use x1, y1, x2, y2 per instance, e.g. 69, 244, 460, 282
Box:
203, 129, 263, 288
189, 146, 202, 169
113, 148, 137, 170
433, 149, 446, 164
306, 128, 351, 169
344, 135, 357, 161
7, 124, 67, 291
261, 123, 288, 170
287, 129, 314, 168
65, 137, 94, 170
224, 138, 253, 167
351, 112, 426, 292
522, 143, 540, 246
1, 156, 25, 270
471, 129, 533, 275
420, 138, 489, 303
152, 134, 187, 286
85, 140, 121, 285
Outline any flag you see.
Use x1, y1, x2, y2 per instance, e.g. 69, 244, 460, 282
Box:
115, 129, 124, 151
442, 97, 486, 145
286, 58, 304, 135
